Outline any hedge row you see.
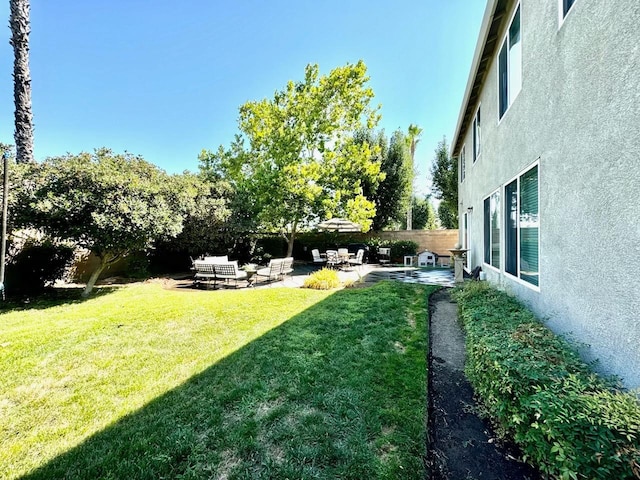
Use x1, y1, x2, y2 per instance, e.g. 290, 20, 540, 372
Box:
452, 282, 640, 479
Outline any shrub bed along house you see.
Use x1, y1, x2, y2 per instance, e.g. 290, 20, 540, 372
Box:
453, 283, 640, 480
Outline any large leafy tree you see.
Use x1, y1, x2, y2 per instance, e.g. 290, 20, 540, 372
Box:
431, 137, 458, 229
14, 149, 214, 296
357, 129, 412, 231
9, 0, 34, 164
200, 61, 383, 256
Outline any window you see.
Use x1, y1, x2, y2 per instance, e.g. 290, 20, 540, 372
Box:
498, 4, 522, 119
505, 164, 539, 287
561, 0, 576, 19
460, 145, 466, 182
473, 105, 481, 162
483, 190, 500, 269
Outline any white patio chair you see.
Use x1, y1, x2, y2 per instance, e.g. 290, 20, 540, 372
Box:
378, 247, 391, 266
347, 249, 365, 271
311, 249, 326, 267
256, 258, 285, 283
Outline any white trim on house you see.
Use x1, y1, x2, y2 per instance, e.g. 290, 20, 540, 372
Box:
460, 144, 466, 182
472, 103, 481, 164
482, 188, 501, 273
497, 2, 522, 124
502, 160, 540, 292
558, 0, 577, 28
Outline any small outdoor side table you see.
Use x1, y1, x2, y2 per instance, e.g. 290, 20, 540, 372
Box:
243, 265, 258, 287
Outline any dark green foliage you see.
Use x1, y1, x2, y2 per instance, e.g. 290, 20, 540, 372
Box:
453, 283, 640, 479
401, 195, 437, 230
355, 129, 412, 231
437, 202, 458, 230
431, 138, 458, 229
5, 239, 74, 294
390, 241, 419, 261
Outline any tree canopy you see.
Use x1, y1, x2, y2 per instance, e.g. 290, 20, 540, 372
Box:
200, 61, 384, 256
431, 138, 458, 229
14, 148, 221, 295
402, 195, 437, 230
356, 129, 412, 231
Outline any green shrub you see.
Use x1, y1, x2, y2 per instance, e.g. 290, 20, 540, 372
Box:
303, 268, 340, 290
6, 240, 75, 294
453, 282, 640, 479
390, 240, 419, 260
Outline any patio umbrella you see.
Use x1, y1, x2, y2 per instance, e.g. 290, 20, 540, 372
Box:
316, 218, 362, 232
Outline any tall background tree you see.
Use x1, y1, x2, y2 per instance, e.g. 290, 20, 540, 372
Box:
405, 124, 422, 230
10, 0, 34, 164
358, 129, 412, 231
201, 61, 384, 256
401, 195, 437, 230
431, 137, 458, 229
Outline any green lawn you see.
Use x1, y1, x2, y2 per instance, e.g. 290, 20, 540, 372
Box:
1, 281, 434, 480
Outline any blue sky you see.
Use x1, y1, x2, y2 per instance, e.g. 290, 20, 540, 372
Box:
0, 0, 485, 195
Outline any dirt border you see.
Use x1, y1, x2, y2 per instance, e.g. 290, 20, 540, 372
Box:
426, 289, 540, 480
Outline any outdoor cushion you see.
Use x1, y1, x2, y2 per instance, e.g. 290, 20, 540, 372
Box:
204, 255, 228, 263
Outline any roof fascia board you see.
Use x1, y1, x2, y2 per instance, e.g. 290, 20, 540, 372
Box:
451, 0, 499, 157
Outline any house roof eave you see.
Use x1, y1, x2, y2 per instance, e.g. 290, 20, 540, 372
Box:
451, 0, 510, 158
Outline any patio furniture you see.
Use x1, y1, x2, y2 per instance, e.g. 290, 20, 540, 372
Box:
213, 261, 248, 288
325, 250, 339, 269
311, 249, 326, 267
337, 248, 351, 266
193, 260, 217, 288
378, 247, 391, 266
281, 257, 294, 279
256, 258, 285, 283
242, 264, 259, 287
204, 255, 228, 263
347, 249, 365, 270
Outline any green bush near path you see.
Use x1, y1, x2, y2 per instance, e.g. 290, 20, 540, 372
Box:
1, 281, 434, 480
453, 283, 640, 479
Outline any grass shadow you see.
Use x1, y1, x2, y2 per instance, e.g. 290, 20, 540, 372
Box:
0, 286, 121, 313
18, 282, 434, 480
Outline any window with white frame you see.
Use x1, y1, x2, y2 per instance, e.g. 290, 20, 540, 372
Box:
504, 163, 539, 287
561, 0, 576, 19
483, 190, 500, 269
498, 4, 522, 119
473, 105, 481, 162
460, 145, 466, 182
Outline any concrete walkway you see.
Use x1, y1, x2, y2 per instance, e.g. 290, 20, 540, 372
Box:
427, 289, 539, 480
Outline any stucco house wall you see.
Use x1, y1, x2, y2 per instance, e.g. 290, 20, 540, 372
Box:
453, 0, 640, 387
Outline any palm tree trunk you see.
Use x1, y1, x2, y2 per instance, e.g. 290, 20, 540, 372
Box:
10, 0, 35, 164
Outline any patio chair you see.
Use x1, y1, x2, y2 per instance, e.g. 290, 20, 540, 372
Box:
256, 258, 285, 283
311, 249, 326, 267
204, 255, 228, 263
281, 257, 294, 279
213, 261, 248, 288
193, 260, 217, 288
378, 247, 391, 266
325, 250, 339, 269
347, 249, 365, 271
